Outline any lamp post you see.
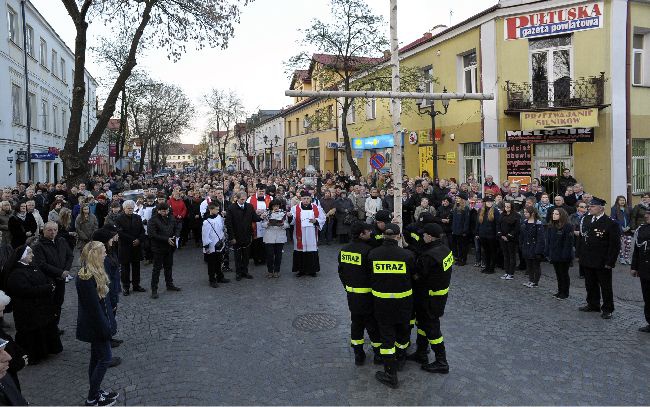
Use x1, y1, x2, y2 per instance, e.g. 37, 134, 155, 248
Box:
263, 134, 280, 170
416, 87, 450, 180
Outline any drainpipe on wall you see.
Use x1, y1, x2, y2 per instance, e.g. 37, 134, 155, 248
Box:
625, 2, 632, 203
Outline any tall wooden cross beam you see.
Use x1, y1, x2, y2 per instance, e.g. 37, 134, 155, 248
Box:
285, 0, 494, 234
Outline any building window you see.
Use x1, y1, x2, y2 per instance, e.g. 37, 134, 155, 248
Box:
347, 102, 356, 123
11, 84, 22, 124
461, 143, 482, 185
633, 139, 650, 194
633, 34, 645, 86
308, 148, 320, 170
7, 7, 18, 44
420, 66, 433, 107
26, 25, 34, 56
303, 114, 311, 133
459, 52, 477, 94
327, 105, 333, 128
296, 118, 300, 135
52, 105, 58, 135
39, 38, 47, 67
366, 98, 376, 120
51, 50, 58, 76
41, 99, 48, 131
529, 35, 572, 106
28, 92, 36, 129
60, 58, 66, 82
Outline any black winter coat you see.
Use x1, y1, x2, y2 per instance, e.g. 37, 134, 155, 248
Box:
32, 236, 73, 281
75, 276, 116, 343
147, 214, 179, 254
476, 208, 500, 239
545, 223, 574, 263
8, 214, 37, 248
497, 211, 521, 242
632, 224, 650, 280
519, 222, 545, 260
225, 203, 261, 246
115, 213, 145, 263
434, 205, 453, 233
6, 263, 55, 332
338, 239, 374, 315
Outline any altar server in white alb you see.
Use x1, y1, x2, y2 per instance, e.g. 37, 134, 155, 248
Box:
291, 190, 326, 277
247, 184, 272, 265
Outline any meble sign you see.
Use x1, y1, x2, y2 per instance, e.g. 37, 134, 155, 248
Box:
505, 2, 604, 40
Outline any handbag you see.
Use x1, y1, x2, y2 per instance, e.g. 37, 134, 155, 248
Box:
206, 219, 225, 253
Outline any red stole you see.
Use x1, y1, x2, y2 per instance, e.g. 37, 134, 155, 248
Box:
250, 195, 272, 238
296, 204, 319, 251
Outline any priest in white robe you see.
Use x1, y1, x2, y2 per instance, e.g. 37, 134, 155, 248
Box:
291, 190, 326, 276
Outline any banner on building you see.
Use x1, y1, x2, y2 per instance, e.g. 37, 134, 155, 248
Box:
505, 2, 603, 40
520, 108, 599, 131
31, 153, 56, 160
418, 146, 433, 177
109, 144, 117, 158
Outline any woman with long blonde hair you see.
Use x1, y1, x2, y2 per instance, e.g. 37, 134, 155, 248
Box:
75, 241, 119, 406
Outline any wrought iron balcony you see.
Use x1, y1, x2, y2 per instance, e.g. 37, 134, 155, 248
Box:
505, 73, 606, 113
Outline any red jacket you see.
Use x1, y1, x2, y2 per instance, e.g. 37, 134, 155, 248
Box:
167, 197, 188, 219
484, 182, 501, 197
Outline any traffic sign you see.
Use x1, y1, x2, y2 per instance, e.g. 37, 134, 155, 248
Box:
369, 153, 386, 170
483, 142, 507, 149
354, 149, 363, 159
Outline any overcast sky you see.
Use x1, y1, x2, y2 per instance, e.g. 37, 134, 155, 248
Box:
32, 0, 497, 143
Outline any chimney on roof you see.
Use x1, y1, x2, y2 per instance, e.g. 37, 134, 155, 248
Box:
423, 32, 433, 39
383, 50, 391, 58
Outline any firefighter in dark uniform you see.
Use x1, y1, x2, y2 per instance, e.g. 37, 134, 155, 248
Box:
406, 223, 453, 373
631, 210, 650, 333
578, 197, 621, 319
338, 222, 382, 366
404, 212, 436, 254
368, 210, 391, 248
368, 224, 415, 389
404, 212, 436, 342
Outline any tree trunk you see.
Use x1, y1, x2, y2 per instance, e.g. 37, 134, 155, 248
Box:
340, 105, 362, 177
139, 143, 147, 173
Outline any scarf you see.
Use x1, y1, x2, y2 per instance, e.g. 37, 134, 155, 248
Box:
16, 212, 26, 221
295, 203, 319, 251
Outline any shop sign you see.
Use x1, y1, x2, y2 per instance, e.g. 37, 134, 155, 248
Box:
351, 133, 403, 150
408, 132, 418, 145
307, 137, 320, 148
520, 108, 599, 131
31, 152, 56, 160
506, 128, 595, 144
505, 2, 603, 40
88, 155, 104, 165
506, 134, 532, 178
353, 150, 363, 159
419, 146, 433, 177
483, 142, 507, 149
16, 151, 27, 162
327, 141, 344, 149
445, 152, 456, 165
539, 167, 558, 177
508, 176, 532, 186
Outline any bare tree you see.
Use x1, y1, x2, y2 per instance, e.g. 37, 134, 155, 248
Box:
288, 0, 428, 176
128, 79, 194, 173
204, 89, 244, 169
59, 0, 250, 186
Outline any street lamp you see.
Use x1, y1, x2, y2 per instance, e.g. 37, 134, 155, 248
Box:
263, 135, 280, 169
416, 86, 450, 180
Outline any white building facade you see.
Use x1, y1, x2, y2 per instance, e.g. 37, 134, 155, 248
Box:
1, 0, 99, 187
253, 115, 284, 171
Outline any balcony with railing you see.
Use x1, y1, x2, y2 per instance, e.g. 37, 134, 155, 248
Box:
505, 73, 607, 114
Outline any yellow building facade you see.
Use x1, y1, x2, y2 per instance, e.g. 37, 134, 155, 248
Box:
344, 0, 650, 204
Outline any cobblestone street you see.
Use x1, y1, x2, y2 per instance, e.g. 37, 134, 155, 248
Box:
16, 243, 650, 405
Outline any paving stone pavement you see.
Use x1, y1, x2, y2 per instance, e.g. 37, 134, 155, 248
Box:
12, 242, 650, 405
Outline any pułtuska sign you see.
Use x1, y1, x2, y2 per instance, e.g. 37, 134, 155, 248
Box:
505, 2, 603, 40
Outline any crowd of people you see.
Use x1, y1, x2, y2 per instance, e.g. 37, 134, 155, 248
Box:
0, 166, 646, 401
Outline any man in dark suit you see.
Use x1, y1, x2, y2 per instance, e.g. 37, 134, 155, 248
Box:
225, 191, 263, 281
578, 197, 621, 319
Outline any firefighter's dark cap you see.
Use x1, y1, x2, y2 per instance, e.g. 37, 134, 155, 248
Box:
383, 223, 401, 236
374, 210, 391, 222
422, 223, 443, 238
